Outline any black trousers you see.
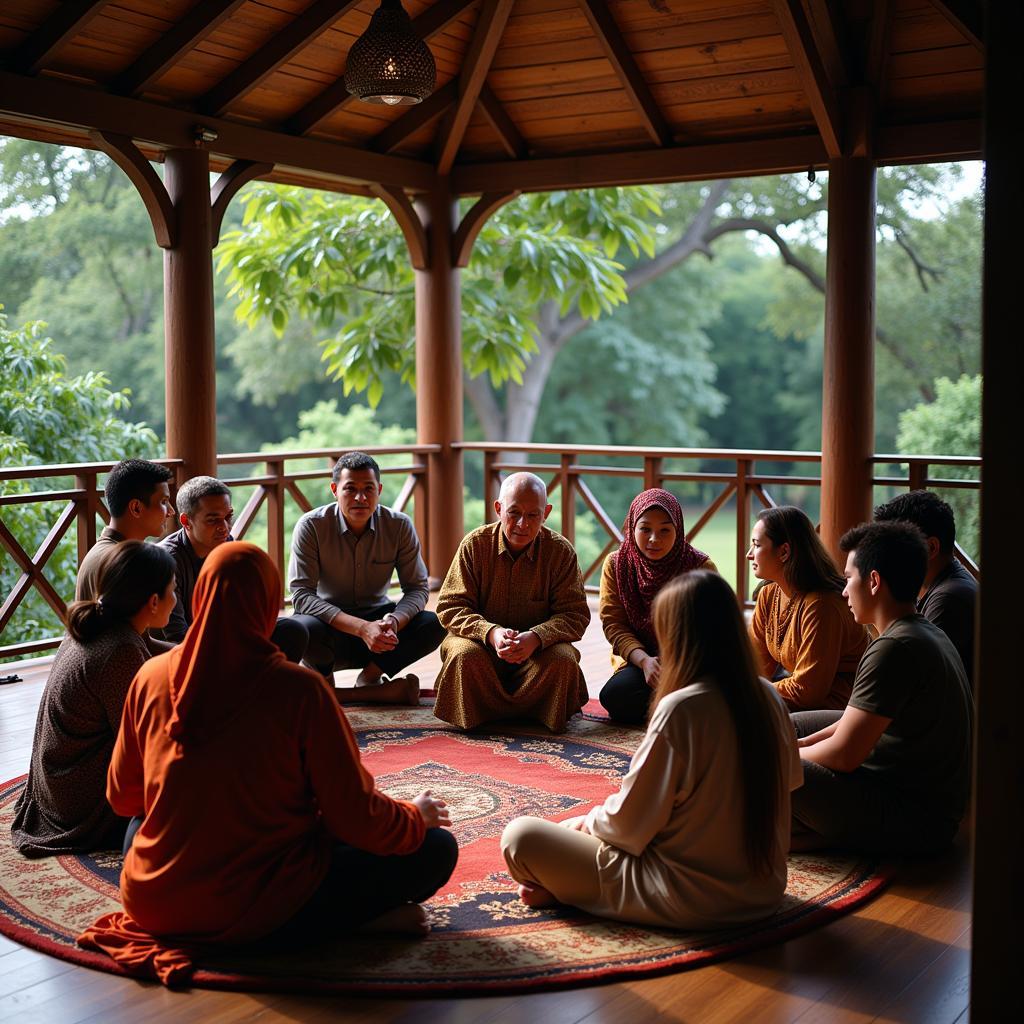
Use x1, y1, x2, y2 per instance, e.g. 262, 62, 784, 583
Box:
598, 664, 651, 725
293, 605, 446, 679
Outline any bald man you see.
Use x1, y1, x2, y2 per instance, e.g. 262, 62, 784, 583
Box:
434, 473, 591, 732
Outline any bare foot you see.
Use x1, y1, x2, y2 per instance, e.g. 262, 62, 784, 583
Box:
518, 883, 556, 908
360, 903, 430, 936
388, 673, 420, 706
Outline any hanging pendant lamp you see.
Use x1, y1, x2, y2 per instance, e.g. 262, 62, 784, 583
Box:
344, 0, 436, 106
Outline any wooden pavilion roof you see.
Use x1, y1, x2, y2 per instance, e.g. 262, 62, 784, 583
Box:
0, 0, 983, 196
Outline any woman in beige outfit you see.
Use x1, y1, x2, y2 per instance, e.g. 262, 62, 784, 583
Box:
502, 571, 802, 930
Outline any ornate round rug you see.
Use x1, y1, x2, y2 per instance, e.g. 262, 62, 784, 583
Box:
0, 702, 893, 994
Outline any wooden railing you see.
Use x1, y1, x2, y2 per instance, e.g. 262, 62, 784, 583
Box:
1, 442, 979, 661
455, 442, 982, 598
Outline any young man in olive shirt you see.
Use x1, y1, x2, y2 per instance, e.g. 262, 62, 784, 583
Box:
790, 521, 973, 855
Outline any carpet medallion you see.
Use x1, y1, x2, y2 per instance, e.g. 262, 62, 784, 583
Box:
0, 702, 893, 994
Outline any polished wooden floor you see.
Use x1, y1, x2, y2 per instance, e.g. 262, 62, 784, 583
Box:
0, 604, 971, 1023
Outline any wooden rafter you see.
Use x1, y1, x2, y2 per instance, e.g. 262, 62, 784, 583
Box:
5, 0, 113, 75
772, 0, 843, 159
370, 184, 430, 270
0, 70, 435, 193
111, 0, 248, 97
287, 0, 479, 136
804, 0, 849, 89
867, 0, 894, 95
576, 0, 672, 148
930, 0, 984, 52
211, 160, 275, 247
478, 85, 527, 160
371, 80, 458, 154
435, 0, 515, 176
453, 190, 520, 267
89, 131, 176, 248
199, 0, 361, 117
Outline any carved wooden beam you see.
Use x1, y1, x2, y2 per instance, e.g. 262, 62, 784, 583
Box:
435, 0, 515, 175
772, 0, 843, 158
89, 130, 176, 248
453, 190, 520, 267
6, 0, 113, 75
576, 0, 672, 147
478, 85, 527, 160
211, 160, 275, 247
930, 0, 983, 52
287, 0, 479, 136
199, 0, 361, 117
371, 184, 430, 270
371, 80, 458, 154
111, 0, 247, 97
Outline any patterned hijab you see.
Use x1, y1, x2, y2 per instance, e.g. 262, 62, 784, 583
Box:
614, 488, 708, 652
165, 541, 285, 745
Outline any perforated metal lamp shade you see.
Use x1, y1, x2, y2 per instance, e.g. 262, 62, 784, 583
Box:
344, 0, 437, 105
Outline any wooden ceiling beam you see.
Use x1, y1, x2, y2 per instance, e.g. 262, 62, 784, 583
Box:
211, 160, 275, 247
287, 0, 478, 136
111, 0, 248, 97
772, 0, 843, 158
478, 84, 527, 160
929, 1, 984, 52
371, 80, 458, 153
6, 0, 114, 75
576, 0, 672, 147
435, 0, 515, 176
866, 0, 894, 105
199, 0, 361, 117
804, 0, 849, 88
0, 69, 435, 194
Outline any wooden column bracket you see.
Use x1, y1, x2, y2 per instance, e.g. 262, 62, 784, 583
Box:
371, 185, 430, 270
89, 130, 176, 248
211, 160, 275, 246
453, 190, 520, 267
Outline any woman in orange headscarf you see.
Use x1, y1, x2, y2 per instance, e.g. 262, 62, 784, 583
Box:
79, 542, 456, 985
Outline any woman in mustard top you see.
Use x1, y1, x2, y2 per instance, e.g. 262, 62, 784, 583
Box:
747, 506, 868, 710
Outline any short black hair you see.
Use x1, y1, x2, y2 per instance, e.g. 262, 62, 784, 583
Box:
332, 451, 380, 483
840, 521, 929, 603
104, 459, 173, 517
873, 489, 956, 553
176, 475, 232, 518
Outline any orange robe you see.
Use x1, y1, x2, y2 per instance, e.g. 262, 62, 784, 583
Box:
78, 542, 423, 985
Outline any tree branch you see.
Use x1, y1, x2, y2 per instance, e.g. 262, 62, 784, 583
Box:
464, 370, 505, 441
893, 231, 943, 292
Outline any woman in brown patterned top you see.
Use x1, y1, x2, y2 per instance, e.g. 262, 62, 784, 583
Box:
747, 507, 868, 711
11, 541, 176, 856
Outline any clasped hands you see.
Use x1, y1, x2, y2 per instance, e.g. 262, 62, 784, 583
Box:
359, 615, 399, 654
487, 626, 540, 664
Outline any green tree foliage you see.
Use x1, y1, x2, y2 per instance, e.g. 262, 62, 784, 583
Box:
0, 312, 157, 653
896, 374, 981, 559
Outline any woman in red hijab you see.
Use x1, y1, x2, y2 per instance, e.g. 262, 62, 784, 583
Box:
79, 542, 456, 986
599, 489, 717, 724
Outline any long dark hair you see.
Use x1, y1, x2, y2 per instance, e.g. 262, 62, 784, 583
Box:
757, 506, 845, 595
651, 571, 783, 876
67, 541, 175, 643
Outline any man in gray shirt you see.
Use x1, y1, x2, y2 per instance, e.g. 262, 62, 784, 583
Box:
290, 451, 445, 705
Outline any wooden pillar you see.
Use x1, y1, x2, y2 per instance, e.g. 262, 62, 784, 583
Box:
820, 157, 876, 559
972, 1, 1023, 1014
414, 184, 465, 585
163, 148, 217, 485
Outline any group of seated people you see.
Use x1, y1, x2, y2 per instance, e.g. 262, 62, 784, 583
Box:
8, 453, 975, 983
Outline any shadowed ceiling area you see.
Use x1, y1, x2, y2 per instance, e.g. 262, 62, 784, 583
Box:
0, 0, 983, 194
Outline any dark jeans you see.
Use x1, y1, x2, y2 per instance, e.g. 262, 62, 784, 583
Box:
273, 828, 459, 940
272, 615, 309, 664
791, 710, 958, 855
123, 814, 143, 856
599, 664, 651, 725
294, 606, 445, 680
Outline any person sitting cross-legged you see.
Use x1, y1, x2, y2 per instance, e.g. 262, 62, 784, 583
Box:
433, 472, 591, 733
873, 489, 977, 688
502, 571, 802, 928
289, 451, 445, 705
12, 541, 176, 856
790, 521, 973, 855
77, 543, 458, 987
154, 475, 309, 663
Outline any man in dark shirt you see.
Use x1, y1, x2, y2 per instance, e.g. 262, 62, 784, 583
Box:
873, 489, 977, 686
790, 521, 973, 855
154, 475, 308, 663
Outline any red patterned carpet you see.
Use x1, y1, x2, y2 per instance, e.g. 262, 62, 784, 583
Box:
0, 700, 894, 994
